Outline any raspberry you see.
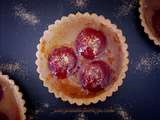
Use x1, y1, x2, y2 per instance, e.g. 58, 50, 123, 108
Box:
48, 46, 77, 79
79, 60, 111, 91
76, 28, 106, 59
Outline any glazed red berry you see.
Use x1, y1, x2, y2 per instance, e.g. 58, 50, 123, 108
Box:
75, 28, 106, 59
0, 85, 3, 101
0, 112, 9, 120
152, 9, 160, 37
48, 46, 77, 79
79, 60, 111, 92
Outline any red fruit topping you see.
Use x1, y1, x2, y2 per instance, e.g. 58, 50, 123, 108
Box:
152, 9, 160, 37
75, 28, 106, 59
0, 112, 9, 120
0, 85, 3, 101
79, 60, 111, 92
48, 46, 77, 79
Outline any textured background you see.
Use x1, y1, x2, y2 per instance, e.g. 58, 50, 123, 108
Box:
0, 0, 160, 120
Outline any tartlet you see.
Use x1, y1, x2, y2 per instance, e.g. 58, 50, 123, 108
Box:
0, 72, 26, 120
36, 13, 129, 105
139, 0, 160, 46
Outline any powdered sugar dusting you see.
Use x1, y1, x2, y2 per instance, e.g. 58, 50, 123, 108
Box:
53, 105, 133, 120
35, 103, 50, 114
0, 63, 21, 72
14, 4, 40, 26
74, 113, 87, 120
114, 0, 138, 17
135, 52, 160, 74
27, 103, 50, 120
42, 103, 50, 108
0, 62, 27, 80
115, 106, 132, 120
71, 0, 88, 8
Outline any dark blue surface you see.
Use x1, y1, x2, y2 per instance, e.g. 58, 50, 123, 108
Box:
0, 0, 160, 120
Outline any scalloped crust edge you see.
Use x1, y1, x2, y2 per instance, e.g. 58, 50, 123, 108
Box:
139, 0, 160, 46
35, 12, 129, 105
0, 72, 26, 120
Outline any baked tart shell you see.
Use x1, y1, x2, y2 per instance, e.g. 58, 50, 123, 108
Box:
36, 12, 129, 105
0, 72, 26, 120
139, 0, 160, 46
